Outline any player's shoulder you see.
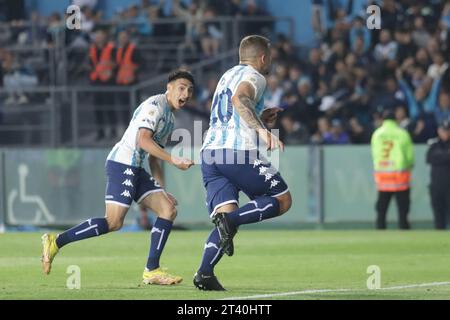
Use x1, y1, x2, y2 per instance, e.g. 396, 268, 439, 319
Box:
141, 94, 168, 113
243, 65, 265, 82
240, 65, 266, 97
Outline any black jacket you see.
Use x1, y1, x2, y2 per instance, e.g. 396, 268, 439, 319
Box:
426, 138, 450, 187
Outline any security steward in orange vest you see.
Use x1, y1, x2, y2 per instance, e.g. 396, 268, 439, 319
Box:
115, 30, 142, 127
89, 29, 116, 140
371, 109, 415, 230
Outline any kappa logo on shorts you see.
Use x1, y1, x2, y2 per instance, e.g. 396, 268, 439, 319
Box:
264, 173, 274, 182
270, 180, 280, 189
253, 159, 263, 168
259, 166, 268, 175
123, 168, 135, 176
120, 190, 131, 198
122, 179, 133, 187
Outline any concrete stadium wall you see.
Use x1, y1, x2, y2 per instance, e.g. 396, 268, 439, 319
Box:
0, 145, 433, 228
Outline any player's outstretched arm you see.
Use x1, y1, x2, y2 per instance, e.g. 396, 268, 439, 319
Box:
137, 128, 194, 170
231, 82, 284, 151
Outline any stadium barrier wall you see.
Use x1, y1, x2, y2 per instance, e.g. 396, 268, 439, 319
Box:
0, 150, 5, 232
0, 145, 432, 228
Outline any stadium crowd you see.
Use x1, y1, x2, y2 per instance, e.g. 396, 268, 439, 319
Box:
0, 0, 450, 145
169, 0, 450, 145
261, 0, 450, 145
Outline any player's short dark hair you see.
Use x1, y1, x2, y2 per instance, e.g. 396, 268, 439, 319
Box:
168, 70, 195, 86
239, 35, 271, 61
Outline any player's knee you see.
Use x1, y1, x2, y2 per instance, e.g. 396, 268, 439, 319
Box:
106, 216, 123, 231
277, 192, 292, 216
160, 205, 177, 221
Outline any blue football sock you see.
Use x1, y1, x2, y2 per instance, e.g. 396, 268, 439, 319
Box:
146, 217, 173, 271
226, 197, 280, 227
198, 228, 223, 276
55, 218, 109, 248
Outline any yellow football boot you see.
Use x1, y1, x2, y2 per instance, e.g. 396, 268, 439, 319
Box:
142, 268, 183, 285
41, 233, 59, 275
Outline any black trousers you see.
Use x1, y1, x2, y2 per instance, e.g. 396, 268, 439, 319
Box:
375, 189, 410, 230
94, 86, 116, 139
429, 185, 450, 230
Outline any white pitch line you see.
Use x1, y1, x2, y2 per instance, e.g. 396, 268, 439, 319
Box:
221, 281, 450, 300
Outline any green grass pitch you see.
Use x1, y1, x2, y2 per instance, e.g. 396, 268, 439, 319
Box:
1, 230, 450, 300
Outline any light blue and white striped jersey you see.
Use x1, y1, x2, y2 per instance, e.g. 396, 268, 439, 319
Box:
202, 64, 267, 151
107, 93, 175, 167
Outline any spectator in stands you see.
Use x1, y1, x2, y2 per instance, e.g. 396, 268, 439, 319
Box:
426, 120, 450, 229
264, 74, 284, 109
79, 5, 98, 36
374, 30, 398, 63
435, 91, 450, 125
122, 4, 153, 37
395, 28, 417, 64
410, 112, 437, 143
349, 16, 371, 54
395, 104, 412, 131
311, 0, 325, 41
415, 47, 431, 71
412, 16, 431, 49
1, 50, 38, 105
115, 30, 142, 132
427, 51, 449, 80
311, 116, 338, 144
198, 7, 223, 58
89, 28, 116, 140
323, 118, 350, 144
224, 0, 243, 16
292, 76, 320, 130
279, 112, 310, 145
380, 0, 403, 32
277, 36, 300, 66
303, 47, 324, 90
348, 116, 370, 144
241, 0, 270, 36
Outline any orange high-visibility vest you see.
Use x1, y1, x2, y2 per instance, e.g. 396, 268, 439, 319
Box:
373, 170, 411, 192
89, 42, 115, 82
116, 43, 138, 85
